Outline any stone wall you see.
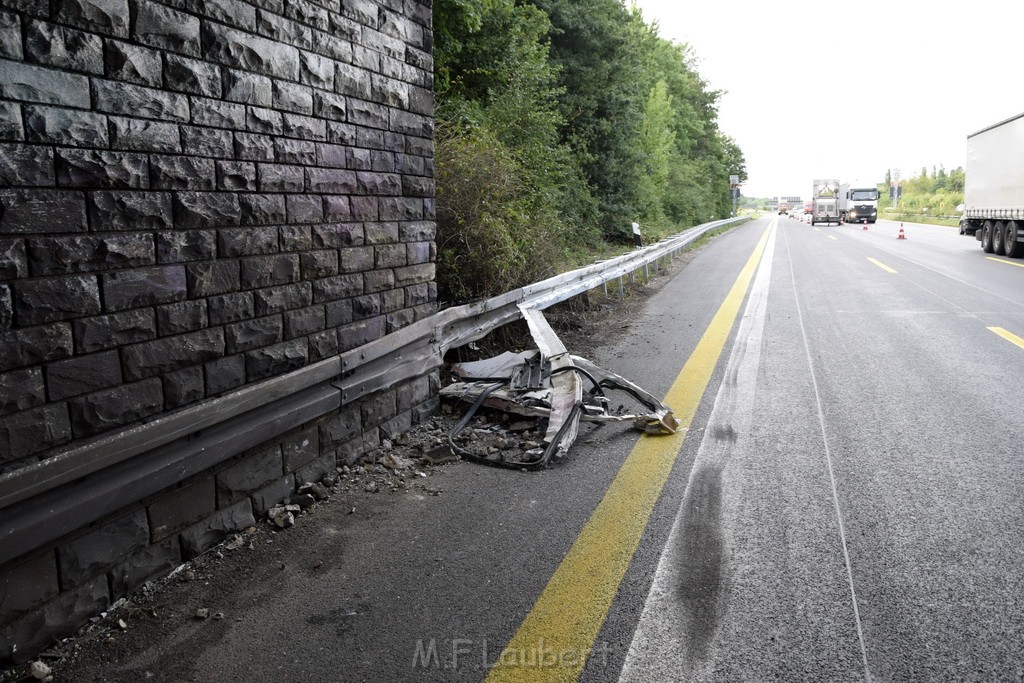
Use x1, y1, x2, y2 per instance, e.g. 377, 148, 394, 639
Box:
0, 0, 434, 663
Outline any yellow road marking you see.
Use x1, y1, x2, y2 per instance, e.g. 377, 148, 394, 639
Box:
989, 327, 1024, 350
867, 257, 897, 274
485, 223, 774, 683
828, 235, 838, 241
986, 257, 1024, 269
814, 227, 821, 232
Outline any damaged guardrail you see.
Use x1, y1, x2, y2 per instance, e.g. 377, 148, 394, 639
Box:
0, 217, 741, 563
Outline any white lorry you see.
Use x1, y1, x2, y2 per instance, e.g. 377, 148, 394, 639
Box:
961, 112, 1024, 257
810, 179, 840, 226
839, 181, 880, 224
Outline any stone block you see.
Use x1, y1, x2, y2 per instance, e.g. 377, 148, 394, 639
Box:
133, 0, 201, 55
25, 107, 107, 148
403, 174, 434, 197
0, 403, 71, 462
109, 537, 181, 600
364, 221, 399, 244
273, 80, 313, 114
68, 377, 163, 437
347, 146, 371, 170
312, 273, 362, 303
322, 195, 351, 222
240, 254, 300, 289
356, 171, 402, 195
179, 499, 255, 558
0, 188, 87, 234
356, 126, 384, 150
27, 234, 155, 276
239, 193, 286, 225
147, 476, 216, 542
0, 12, 21, 61
92, 79, 190, 122
281, 112, 325, 141
122, 327, 224, 380
253, 282, 312, 316
335, 61, 371, 99
216, 160, 257, 191
14, 274, 100, 325
234, 132, 275, 161
312, 222, 363, 248
407, 241, 430, 265
54, 0, 129, 37
399, 220, 435, 242
364, 269, 395, 294
257, 163, 303, 193
259, 13, 313, 52
375, 243, 407, 269
218, 226, 278, 258
0, 142, 54, 186
286, 194, 323, 224
216, 444, 283, 507
0, 323, 74, 372
191, 0, 257, 31
222, 69, 272, 107
101, 265, 186, 312
163, 365, 204, 408
327, 121, 356, 145
370, 73, 409, 109
0, 574, 108, 664
164, 53, 222, 97
110, 115, 183, 154
0, 366, 45, 417
0, 59, 91, 108
0, 552, 58, 624
189, 98, 246, 130
186, 260, 240, 297
225, 314, 282, 354
324, 298, 352, 327
56, 150, 149, 189
319, 404, 361, 449
180, 125, 235, 158
205, 354, 245, 394
274, 138, 316, 165
25, 20, 104, 74
104, 39, 162, 86
349, 196, 378, 221
73, 309, 155, 353
156, 299, 208, 336
279, 225, 312, 252
87, 190, 172, 231
352, 293, 381, 320
307, 168, 356, 194
314, 142, 346, 169
45, 349, 122, 400
283, 305, 325, 338
251, 474, 295, 518
245, 338, 308, 381
299, 50, 334, 90
202, 23, 299, 80
337, 315, 384, 352
247, 106, 282, 136
0, 101, 23, 140
208, 291, 254, 325
57, 509, 149, 588
339, 246, 374, 273
300, 250, 338, 279
150, 155, 216, 191
173, 192, 241, 230
394, 262, 435, 287
281, 426, 319, 473
308, 328, 338, 361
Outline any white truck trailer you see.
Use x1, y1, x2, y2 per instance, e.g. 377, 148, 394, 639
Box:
962, 112, 1024, 257
839, 181, 880, 224
811, 178, 840, 226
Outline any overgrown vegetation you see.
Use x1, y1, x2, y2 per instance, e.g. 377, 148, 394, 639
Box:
433, 0, 746, 303
880, 166, 965, 225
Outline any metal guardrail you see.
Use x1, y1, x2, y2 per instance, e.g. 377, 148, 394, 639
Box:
0, 217, 742, 564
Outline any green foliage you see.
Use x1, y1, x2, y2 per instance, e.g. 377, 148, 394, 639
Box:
879, 166, 965, 218
432, 0, 747, 301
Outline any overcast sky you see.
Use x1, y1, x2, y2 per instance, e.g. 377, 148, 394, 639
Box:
630, 0, 1024, 199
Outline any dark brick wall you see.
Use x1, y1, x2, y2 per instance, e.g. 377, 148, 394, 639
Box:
0, 0, 436, 663
0, 0, 437, 470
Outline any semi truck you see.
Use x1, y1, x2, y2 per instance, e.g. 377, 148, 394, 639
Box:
810, 178, 840, 226
961, 111, 1024, 258
839, 181, 880, 224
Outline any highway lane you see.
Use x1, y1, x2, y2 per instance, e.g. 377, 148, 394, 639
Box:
612, 216, 1024, 681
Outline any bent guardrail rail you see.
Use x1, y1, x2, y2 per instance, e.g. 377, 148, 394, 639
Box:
0, 216, 742, 564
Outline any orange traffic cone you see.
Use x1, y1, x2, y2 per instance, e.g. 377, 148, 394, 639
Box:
898, 223, 906, 240
862, 220, 868, 230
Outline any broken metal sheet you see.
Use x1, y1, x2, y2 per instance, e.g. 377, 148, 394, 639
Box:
440, 381, 551, 418
450, 351, 539, 381
569, 356, 680, 435
520, 307, 581, 460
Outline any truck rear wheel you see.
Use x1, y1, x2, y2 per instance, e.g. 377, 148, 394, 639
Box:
994, 220, 1006, 255
982, 221, 995, 253
1006, 221, 1023, 258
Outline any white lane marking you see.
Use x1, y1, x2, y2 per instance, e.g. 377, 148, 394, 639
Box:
619, 220, 777, 681
782, 227, 873, 681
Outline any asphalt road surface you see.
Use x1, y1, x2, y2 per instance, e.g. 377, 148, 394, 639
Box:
50, 216, 1024, 682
